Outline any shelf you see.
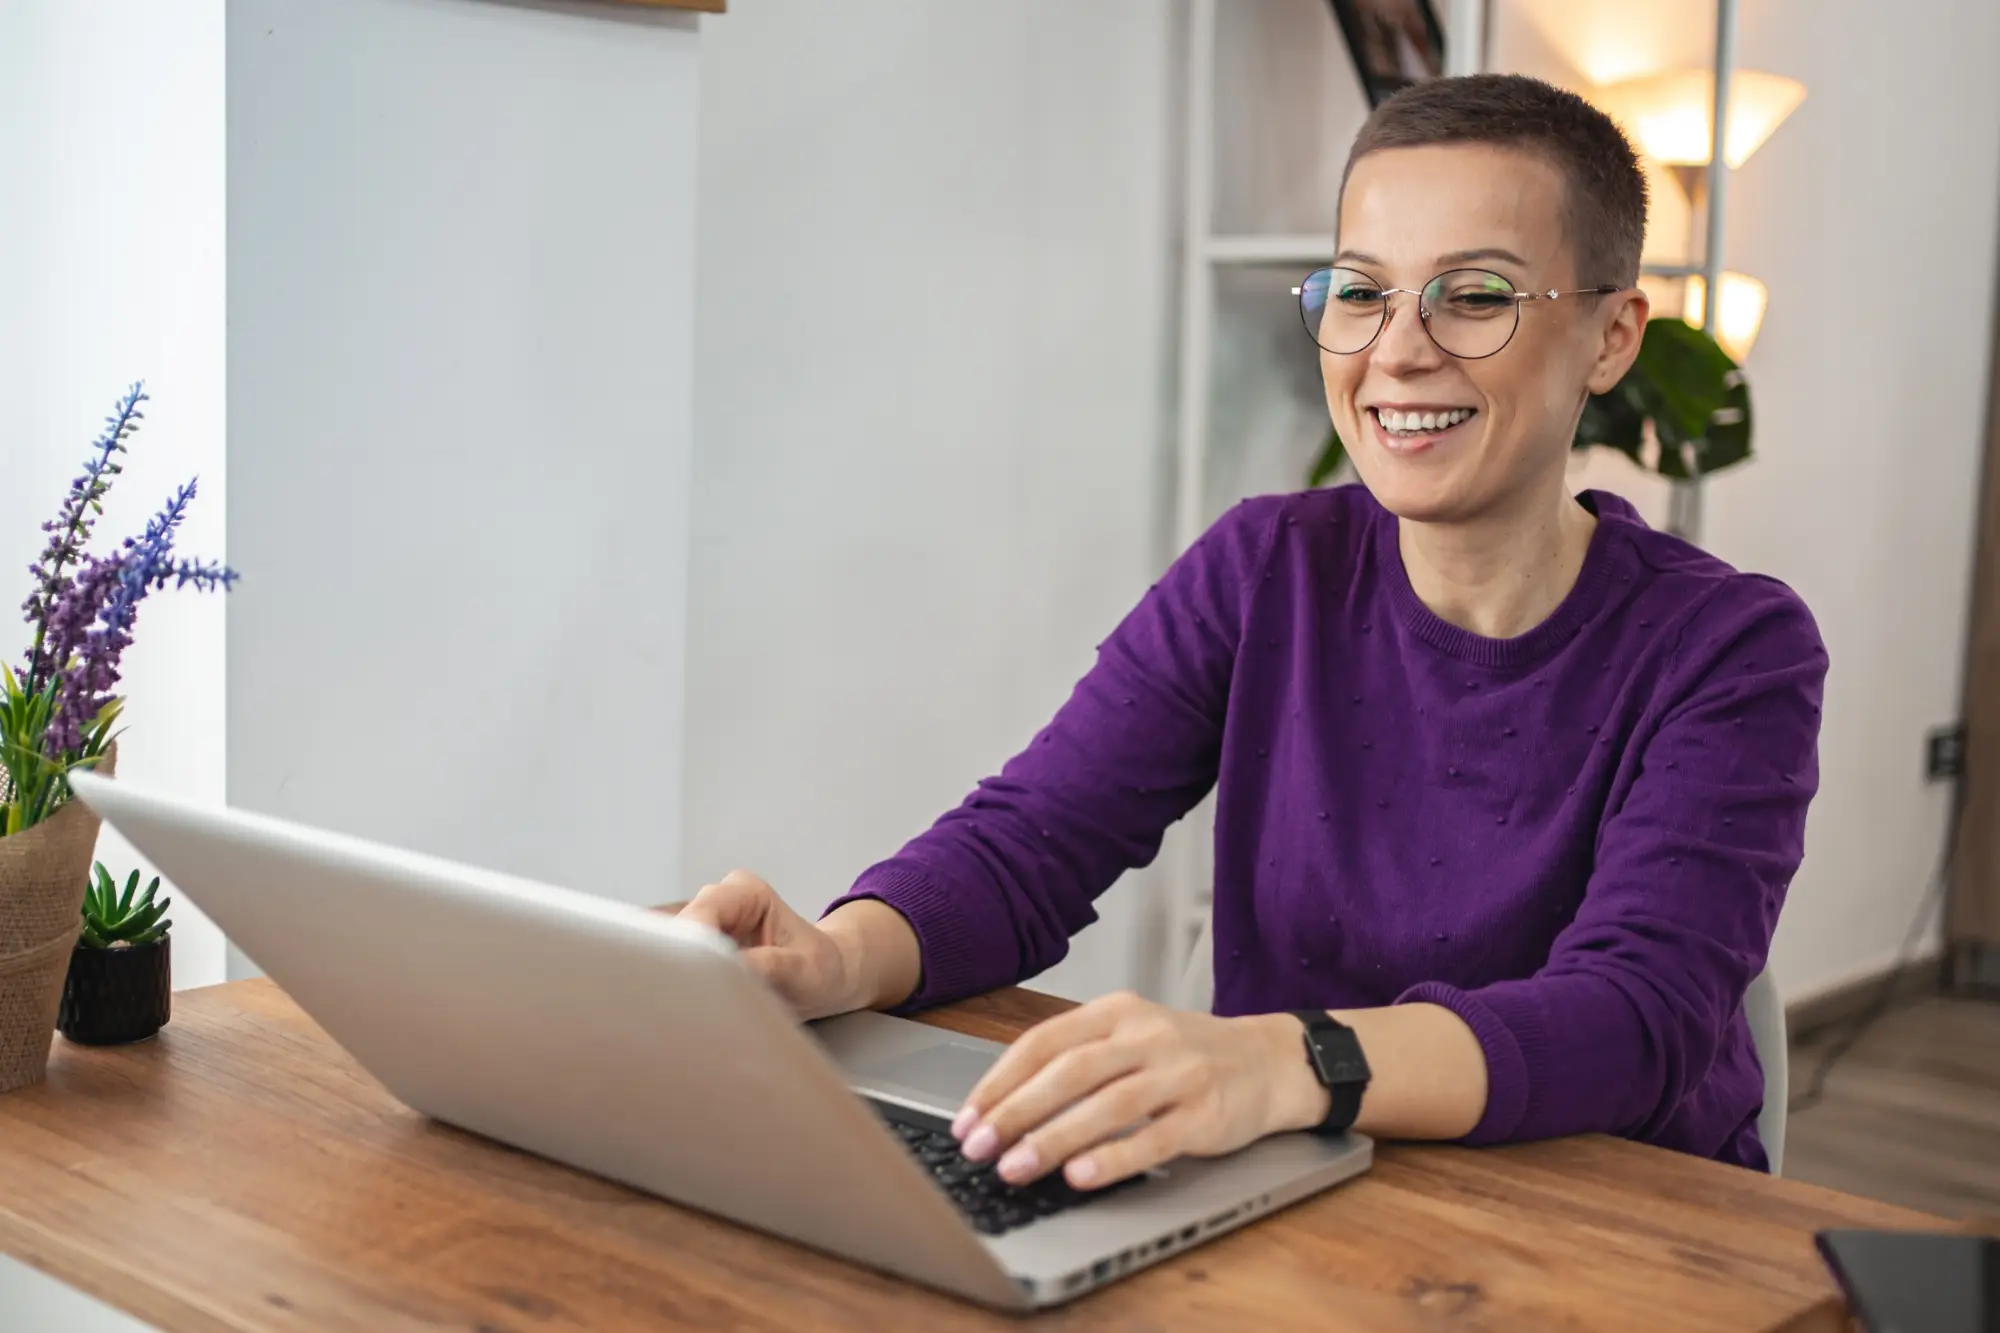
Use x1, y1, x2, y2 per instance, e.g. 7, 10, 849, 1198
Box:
1204, 234, 1335, 267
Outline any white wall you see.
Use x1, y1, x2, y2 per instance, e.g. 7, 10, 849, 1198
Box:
1498, 0, 2000, 1000
682, 1, 1180, 1000
227, 0, 702, 973
1717, 0, 2000, 999
0, 0, 230, 991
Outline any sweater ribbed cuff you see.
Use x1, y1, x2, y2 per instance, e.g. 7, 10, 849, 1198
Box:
824, 863, 988, 1012
1396, 981, 1545, 1145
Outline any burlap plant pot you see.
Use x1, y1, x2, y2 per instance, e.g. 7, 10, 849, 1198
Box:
0, 748, 114, 1092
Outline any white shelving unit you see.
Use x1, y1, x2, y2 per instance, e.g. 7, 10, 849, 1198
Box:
1158, 0, 1487, 1002
1201, 233, 1334, 266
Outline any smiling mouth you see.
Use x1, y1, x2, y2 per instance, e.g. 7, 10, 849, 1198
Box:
1369, 406, 1478, 440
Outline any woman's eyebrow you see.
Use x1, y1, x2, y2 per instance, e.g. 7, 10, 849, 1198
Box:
1329, 247, 1531, 270
1437, 247, 1529, 267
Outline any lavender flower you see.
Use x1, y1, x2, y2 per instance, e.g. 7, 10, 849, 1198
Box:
21, 383, 146, 693
41, 479, 236, 758
37, 554, 127, 757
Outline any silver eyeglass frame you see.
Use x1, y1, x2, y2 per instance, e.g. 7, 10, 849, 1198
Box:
1293, 266, 1625, 360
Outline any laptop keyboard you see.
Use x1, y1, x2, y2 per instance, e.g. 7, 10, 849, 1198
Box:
871, 1101, 1134, 1237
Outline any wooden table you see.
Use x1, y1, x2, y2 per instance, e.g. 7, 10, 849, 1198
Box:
0, 981, 1945, 1332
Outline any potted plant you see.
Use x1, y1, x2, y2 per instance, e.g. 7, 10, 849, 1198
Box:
58, 864, 172, 1045
1309, 317, 1753, 492
0, 383, 232, 1091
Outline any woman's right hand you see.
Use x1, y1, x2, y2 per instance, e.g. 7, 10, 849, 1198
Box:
661, 870, 861, 1019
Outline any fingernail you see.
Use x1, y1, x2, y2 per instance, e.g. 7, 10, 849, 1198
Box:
950, 1105, 978, 1140
1066, 1157, 1099, 1187
962, 1124, 997, 1161
997, 1143, 1040, 1183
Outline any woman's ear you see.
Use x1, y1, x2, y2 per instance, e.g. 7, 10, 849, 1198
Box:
1586, 287, 1650, 395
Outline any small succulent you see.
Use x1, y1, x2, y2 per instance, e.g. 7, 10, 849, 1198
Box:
79, 861, 171, 948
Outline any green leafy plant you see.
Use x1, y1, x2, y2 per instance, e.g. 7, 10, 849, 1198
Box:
0, 666, 118, 837
79, 862, 171, 949
1308, 317, 1752, 487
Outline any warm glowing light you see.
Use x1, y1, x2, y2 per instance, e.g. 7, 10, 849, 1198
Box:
1592, 69, 1806, 168
1684, 272, 1768, 362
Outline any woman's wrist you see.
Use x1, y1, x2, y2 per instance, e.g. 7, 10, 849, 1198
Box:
1244, 1012, 1334, 1136
1242, 1004, 1488, 1142
820, 898, 923, 1012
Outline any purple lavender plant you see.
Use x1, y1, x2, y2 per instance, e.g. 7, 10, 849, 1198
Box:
41, 480, 236, 756
6, 385, 234, 808
21, 383, 144, 694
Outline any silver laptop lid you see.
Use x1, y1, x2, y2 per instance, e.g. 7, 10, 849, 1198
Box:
65, 771, 1024, 1308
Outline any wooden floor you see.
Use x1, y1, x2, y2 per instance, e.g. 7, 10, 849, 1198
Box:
1784, 995, 2000, 1219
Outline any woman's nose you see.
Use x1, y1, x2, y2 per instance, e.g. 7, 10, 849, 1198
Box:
1369, 292, 1446, 376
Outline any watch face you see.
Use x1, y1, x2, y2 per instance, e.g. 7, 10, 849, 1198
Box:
1307, 1031, 1370, 1086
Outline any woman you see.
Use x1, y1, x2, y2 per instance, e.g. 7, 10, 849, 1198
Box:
677, 74, 1823, 1188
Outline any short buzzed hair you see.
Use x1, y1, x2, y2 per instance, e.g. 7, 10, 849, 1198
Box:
1342, 73, 1649, 287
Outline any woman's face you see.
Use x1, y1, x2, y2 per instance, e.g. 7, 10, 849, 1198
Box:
1321, 143, 1647, 525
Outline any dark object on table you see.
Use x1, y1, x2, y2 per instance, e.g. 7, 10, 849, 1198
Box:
1326, 0, 1445, 107
1815, 1229, 1999, 1333
59, 936, 171, 1045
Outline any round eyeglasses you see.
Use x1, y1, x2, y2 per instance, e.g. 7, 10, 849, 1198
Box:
1295, 267, 1622, 360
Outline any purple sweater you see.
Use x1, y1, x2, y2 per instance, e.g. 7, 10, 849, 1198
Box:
829, 485, 1825, 1170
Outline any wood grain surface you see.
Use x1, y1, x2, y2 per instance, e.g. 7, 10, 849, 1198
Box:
0, 980, 1944, 1331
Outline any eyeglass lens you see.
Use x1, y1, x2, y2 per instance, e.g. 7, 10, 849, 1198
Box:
1299, 267, 1522, 359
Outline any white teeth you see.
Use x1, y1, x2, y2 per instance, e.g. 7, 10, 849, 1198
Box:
1376, 407, 1473, 435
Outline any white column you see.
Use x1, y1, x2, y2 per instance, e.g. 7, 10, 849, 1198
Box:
226, 0, 703, 975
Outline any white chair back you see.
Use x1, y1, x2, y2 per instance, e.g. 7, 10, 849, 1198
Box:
1743, 967, 1787, 1175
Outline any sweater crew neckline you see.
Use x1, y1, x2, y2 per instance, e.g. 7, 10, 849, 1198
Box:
1373, 490, 1633, 670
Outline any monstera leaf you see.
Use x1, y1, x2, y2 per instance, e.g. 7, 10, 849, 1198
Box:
1308, 317, 1752, 487
1578, 317, 1751, 480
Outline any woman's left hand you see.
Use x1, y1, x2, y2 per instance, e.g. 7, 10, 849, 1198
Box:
951, 991, 1325, 1190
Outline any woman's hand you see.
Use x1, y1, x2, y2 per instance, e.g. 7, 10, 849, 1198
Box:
658, 871, 921, 1021
950, 991, 1330, 1190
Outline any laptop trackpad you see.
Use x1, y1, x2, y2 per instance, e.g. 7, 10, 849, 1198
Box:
851, 1042, 997, 1103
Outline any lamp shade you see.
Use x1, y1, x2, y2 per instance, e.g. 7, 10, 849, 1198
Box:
1593, 69, 1806, 168
1684, 271, 1768, 362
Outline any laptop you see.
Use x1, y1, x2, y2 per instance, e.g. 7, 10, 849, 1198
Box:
68, 772, 1372, 1311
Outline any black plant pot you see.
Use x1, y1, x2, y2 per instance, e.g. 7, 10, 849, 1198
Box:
58, 937, 171, 1046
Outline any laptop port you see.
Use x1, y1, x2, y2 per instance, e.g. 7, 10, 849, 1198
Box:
1091, 1258, 1113, 1283
1179, 1225, 1198, 1243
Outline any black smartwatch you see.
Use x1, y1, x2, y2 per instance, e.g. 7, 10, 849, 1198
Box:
1290, 1010, 1371, 1136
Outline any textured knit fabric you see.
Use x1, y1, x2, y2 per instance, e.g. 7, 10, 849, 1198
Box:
826, 484, 1826, 1170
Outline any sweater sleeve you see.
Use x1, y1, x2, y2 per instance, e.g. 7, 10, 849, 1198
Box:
822, 497, 1284, 1010
1399, 577, 1826, 1147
